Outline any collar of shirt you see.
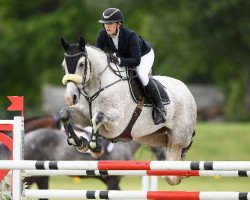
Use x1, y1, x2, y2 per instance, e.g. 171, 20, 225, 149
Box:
110, 29, 120, 50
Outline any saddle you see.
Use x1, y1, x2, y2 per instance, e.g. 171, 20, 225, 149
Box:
126, 68, 170, 107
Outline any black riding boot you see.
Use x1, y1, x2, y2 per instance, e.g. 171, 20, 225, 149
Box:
145, 78, 166, 125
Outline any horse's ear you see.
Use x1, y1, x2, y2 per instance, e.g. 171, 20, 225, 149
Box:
61, 37, 70, 51
79, 36, 86, 51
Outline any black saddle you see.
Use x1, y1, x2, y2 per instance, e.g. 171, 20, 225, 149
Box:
126, 68, 170, 107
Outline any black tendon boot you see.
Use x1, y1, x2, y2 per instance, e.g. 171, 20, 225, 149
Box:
145, 78, 166, 125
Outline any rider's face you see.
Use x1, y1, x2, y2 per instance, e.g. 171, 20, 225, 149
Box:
104, 22, 119, 36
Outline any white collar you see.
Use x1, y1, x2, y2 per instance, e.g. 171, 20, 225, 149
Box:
110, 29, 120, 39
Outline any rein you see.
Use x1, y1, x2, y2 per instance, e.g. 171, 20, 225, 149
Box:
79, 78, 124, 120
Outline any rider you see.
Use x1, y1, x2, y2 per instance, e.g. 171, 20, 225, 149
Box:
96, 7, 166, 125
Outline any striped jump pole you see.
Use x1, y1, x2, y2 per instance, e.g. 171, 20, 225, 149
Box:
2, 160, 250, 171
22, 189, 250, 200
24, 169, 250, 177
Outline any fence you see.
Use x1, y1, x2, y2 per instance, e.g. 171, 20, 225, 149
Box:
1, 96, 250, 199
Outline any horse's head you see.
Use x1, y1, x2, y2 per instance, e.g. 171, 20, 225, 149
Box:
61, 36, 91, 105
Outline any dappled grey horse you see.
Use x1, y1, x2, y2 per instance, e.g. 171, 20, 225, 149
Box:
60, 36, 197, 185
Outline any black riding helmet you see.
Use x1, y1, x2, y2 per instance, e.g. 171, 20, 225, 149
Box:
99, 8, 124, 23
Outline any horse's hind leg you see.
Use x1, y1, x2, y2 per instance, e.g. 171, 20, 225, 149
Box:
163, 129, 195, 186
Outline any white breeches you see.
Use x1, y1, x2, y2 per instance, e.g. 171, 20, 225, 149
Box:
136, 49, 155, 86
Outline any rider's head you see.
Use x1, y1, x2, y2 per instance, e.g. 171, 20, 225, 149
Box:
99, 8, 123, 36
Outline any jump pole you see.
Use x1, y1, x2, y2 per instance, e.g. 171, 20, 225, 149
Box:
24, 169, 250, 177
2, 160, 250, 171
22, 189, 250, 200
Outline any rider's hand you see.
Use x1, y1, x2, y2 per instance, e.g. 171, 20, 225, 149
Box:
108, 54, 120, 65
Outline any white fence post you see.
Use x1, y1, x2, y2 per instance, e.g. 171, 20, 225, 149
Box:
12, 116, 24, 200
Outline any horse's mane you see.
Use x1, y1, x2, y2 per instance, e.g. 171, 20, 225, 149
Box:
86, 44, 108, 57
86, 44, 103, 53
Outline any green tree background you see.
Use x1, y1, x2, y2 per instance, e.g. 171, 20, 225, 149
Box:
0, 0, 249, 120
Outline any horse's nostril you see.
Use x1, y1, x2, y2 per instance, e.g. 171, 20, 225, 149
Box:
73, 95, 77, 102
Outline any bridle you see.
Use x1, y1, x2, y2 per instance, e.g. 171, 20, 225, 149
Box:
62, 47, 137, 120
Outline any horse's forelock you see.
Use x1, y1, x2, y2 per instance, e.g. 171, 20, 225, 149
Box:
66, 43, 85, 55
63, 43, 87, 74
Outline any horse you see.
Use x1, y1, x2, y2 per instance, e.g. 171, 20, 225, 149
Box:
23, 128, 164, 200
59, 36, 197, 186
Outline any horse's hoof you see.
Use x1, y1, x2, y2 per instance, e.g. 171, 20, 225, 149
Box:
76, 145, 89, 153
163, 175, 182, 186
90, 147, 104, 158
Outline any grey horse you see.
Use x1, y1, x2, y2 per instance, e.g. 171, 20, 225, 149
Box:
60, 37, 197, 185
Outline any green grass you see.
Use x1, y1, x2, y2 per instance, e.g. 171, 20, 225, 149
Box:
30, 122, 250, 199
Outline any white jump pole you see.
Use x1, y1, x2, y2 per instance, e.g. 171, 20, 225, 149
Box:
24, 169, 250, 177
22, 189, 250, 200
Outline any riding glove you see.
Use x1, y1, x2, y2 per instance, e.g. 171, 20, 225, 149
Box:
108, 54, 120, 65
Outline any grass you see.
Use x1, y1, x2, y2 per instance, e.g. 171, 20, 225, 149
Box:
29, 122, 250, 199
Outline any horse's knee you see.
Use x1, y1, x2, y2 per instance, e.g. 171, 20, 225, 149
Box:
92, 111, 105, 129
59, 107, 70, 121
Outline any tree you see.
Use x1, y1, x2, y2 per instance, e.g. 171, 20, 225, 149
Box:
0, 0, 249, 120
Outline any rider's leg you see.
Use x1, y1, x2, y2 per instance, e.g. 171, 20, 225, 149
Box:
136, 49, 166, 125
145, 78, 166, 124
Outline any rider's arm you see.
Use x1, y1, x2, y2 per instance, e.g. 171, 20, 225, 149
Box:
119, 33, 141, 67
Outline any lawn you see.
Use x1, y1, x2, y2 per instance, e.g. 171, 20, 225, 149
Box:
30, 122, 250, 199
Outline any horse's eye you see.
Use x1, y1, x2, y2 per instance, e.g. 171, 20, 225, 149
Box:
79, 63, 84, 67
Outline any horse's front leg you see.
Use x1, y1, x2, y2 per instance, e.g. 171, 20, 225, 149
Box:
88, 111, 106, 158
60, 106, 90, 153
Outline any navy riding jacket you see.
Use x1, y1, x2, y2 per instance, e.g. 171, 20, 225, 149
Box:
96, 26, 151, 67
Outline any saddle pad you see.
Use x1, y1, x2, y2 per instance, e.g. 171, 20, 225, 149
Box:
126, 68, 170, 107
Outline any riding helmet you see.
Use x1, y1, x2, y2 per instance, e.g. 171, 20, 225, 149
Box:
99, 8, 124, 23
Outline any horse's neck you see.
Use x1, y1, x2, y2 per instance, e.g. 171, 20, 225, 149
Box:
129, 141, 141, 155
86, 47, 125, 91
